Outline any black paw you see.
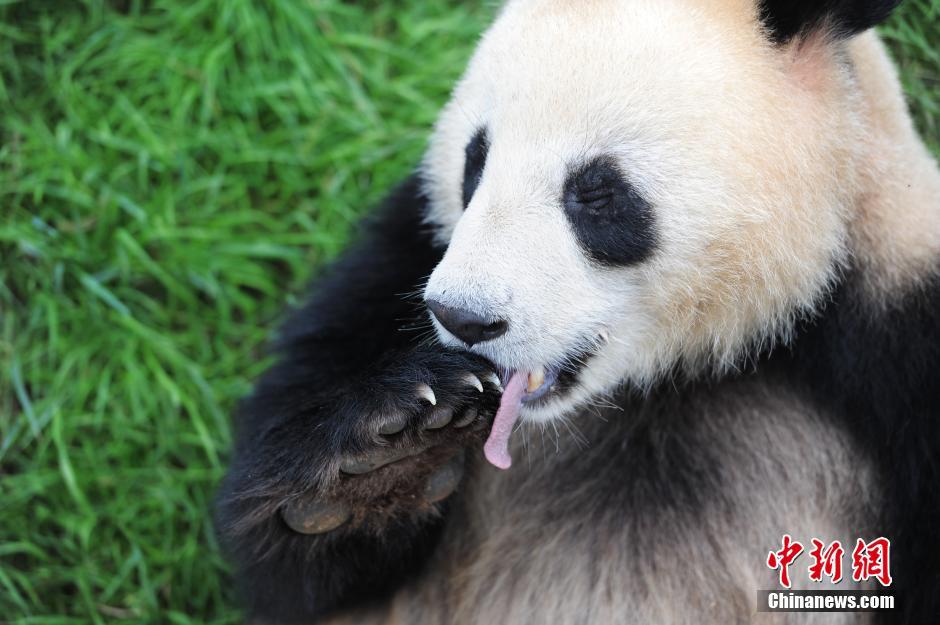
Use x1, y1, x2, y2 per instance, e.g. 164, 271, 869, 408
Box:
280, 351, 501, 535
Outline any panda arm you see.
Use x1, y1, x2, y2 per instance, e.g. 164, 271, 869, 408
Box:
216, 175, 484, 623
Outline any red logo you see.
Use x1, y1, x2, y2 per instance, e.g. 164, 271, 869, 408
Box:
767, 534, 804, 588
851, 537, 893, 587
767, 536, 891, 588
808, 539, 845, 584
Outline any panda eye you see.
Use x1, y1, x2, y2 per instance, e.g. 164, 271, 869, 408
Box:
563, 158, 639, 211
564, 160, 621, 214
561, 156, 657, 266
573, 188, 614, 212
462, 127, 489, 210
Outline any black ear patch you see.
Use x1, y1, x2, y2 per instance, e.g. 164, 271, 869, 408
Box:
759, 0, 902, 43
562, 157, 657, 267
462, 128, 489, 210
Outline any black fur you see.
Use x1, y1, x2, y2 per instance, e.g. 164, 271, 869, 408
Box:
462, 127, 489, 209
562, 156, 657, 266
215, 175, 492, 623
759, 0, 903, 43
774, 269, 940, 625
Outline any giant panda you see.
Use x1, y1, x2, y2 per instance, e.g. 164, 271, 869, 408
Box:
216, 0, 940, 623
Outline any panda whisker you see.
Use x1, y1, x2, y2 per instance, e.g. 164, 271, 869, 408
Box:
587, 396, 621, 413
521, 424, 532, 469
453, 99, 484, 131
558, 415, 588, 449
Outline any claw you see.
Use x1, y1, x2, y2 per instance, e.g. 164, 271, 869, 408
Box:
416, 383, 437, 406
484, 371, 503, 391
462, 372, 484, 393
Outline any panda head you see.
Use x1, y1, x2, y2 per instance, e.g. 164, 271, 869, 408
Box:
422, 0, 901, 423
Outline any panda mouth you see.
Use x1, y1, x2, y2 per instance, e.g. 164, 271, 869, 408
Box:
482, 347, 595, 471
497, 364, 561, 404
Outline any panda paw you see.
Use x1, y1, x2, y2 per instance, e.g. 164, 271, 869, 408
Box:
280, 351, 501, 535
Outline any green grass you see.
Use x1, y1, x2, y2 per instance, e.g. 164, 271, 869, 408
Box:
0, 1, 936, 622
882, 0, 940, 153
0, 1, 494, 622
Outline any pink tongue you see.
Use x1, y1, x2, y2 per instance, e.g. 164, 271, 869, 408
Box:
483, 371, 527, 470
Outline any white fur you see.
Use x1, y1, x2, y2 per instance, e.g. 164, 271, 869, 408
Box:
423, 0, 858, 423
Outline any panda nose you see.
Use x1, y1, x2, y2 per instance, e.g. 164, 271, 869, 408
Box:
426, 299, 508, 347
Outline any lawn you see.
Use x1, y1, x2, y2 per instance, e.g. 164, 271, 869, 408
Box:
1, 1, 937, 623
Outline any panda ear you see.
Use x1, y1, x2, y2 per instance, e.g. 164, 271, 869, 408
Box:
759, 0, 902, 43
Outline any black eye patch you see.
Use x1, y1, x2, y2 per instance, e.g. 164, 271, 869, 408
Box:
462, 127, 489, 209
562, 157, 657, 266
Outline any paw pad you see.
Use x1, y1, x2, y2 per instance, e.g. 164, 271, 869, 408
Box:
339, 445, 426, 474
424, 450, 465, 503
282, 499, 350, 535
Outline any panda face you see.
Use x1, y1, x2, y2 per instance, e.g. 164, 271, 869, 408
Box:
423, 0, 857, 422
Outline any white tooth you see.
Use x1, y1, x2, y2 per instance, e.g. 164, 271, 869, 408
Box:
463, 373, 484, 393
416, 383, 437, 406
484, 372, 503, 391
527, 366, 545, 393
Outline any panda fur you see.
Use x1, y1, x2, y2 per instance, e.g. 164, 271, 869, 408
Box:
216, 1, 940, 624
